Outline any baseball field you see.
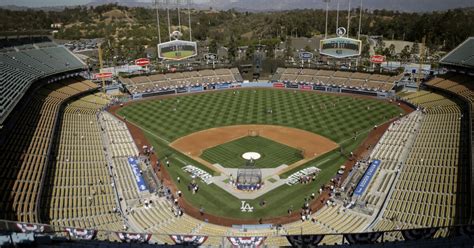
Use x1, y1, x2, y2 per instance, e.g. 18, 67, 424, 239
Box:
201, 136, 302, 169
160, 50, 196, 60
117, 88, 403, 219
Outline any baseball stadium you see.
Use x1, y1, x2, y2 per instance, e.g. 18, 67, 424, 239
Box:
0, 1, 473, 247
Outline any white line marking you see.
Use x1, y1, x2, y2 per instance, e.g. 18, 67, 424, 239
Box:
126, 119, 171, 144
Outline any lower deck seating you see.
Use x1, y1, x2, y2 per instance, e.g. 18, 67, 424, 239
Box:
358, 111, 423, 210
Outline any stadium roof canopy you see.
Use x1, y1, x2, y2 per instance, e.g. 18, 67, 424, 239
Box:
440, 37, 474, 69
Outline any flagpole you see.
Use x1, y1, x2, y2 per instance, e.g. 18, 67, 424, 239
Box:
347, 0, 351, 37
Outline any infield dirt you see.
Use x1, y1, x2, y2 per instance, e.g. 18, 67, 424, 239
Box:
170, 124, 339, 174
108, 96, 414, 226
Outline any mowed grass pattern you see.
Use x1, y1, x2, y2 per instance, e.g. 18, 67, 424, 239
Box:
117, 89, 404, 219
118, 89, 402, 143
201, 136, 302, 168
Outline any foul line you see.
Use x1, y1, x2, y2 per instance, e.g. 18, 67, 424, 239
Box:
315, 157, 332, 167
126, 119, 171, 144
174, 156, 189, 165
338, 118, 398, 146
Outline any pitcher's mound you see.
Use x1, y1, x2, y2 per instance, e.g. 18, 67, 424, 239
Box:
242, 152, 261, 160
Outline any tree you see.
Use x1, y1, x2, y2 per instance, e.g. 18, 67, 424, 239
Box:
375, 41, 385, 55
285, 37, 293, 59
209, 39, 218, 54
388, 44, 396, 57
360, 36, 370, 58
227, 35, 238, 62
400, 45, 411, 63
383, 47, 391, 58
246, 45, 255, 60
304, 45, 312, 52
266, 44, 275, 59
410, 42, 419, 56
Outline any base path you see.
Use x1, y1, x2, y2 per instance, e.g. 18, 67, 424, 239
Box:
170, 125, 339, 173
108, 93, 415, 226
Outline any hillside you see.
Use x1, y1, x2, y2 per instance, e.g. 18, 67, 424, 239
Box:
0, 4, 472, 62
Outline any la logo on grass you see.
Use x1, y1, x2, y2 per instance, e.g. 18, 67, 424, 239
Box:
240, 201, 254, 212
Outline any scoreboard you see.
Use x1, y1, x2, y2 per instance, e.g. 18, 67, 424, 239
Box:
319, 37, 362, 58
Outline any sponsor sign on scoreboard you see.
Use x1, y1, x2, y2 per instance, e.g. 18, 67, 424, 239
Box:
158, 40, 198, 61
319, 37, 362, 59
370, 55, 385, 64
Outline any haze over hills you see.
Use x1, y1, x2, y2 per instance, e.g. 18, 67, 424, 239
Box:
1, 0, 474, 12
210, 0, 474, 12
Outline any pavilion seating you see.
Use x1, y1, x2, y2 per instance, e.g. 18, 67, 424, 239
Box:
121, 68, 240, 95
273, 68, 397, 92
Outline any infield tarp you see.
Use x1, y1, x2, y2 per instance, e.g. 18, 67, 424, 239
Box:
353, 160, 381, 196
128, 157, 148, 192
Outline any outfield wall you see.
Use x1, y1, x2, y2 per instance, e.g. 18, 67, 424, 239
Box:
128, 81, 394, 100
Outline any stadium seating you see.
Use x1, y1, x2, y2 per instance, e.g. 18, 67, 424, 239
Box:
275, 68, 399, 92
41, 93, 125, 235
99, 112, 141, 203
0, 78, 98, 223
357, 111, 424, 211
0, 45, 85, 125
120, 68, 241, 94
371, 91, 471, 240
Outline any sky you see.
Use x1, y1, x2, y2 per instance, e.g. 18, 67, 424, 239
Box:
1, 0, 472, 11
0, 0, 91, 7
0, 0, 208, 7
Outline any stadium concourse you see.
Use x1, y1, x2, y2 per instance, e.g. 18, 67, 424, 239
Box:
0, 36, 472, 248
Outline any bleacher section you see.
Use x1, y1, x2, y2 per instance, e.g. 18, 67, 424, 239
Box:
372, 91, 471, 240
0, 78, 97, 223
40, 94, 124, 236
275, 68, 401, 92
120, 68, 240, 94
0, 44, 85, 125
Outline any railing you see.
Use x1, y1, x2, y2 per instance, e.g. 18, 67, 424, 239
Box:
0, 219, 472, 247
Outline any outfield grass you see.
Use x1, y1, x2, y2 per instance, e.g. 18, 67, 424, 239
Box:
119, 89, 401, 142
201, 136, 302, 168
118, 89, 403, 219
161, 50, 195, 60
